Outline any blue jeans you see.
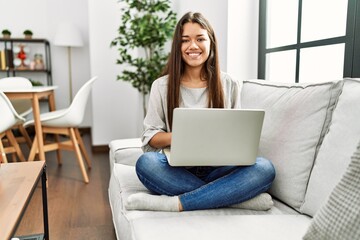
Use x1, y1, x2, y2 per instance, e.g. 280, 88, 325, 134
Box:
135, 152, 276, 211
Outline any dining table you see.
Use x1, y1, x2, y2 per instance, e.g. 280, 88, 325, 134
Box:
2, 85, 58, 161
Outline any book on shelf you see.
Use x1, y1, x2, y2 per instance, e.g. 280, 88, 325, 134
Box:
0, 50, 5, 70
5, 49, 14, 69
0, 49, 14, 70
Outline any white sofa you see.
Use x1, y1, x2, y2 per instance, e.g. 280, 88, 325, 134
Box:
108, 78, 360, 240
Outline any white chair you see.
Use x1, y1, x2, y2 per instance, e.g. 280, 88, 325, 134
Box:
0, 91, 26, 163
0, 77, 33, 147
25, 77, 98, 183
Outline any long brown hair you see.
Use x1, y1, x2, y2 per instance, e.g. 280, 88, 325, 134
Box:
162, 12, 224, 130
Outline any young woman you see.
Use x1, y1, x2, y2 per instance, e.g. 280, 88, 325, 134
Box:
126, 12, 276, 212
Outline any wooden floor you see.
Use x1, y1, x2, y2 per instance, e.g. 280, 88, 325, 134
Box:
14, 133, 117, 240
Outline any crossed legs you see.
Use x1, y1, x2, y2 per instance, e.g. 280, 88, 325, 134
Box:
126, 152, 276, 211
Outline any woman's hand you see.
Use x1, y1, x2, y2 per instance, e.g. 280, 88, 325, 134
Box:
149, 132, 172, 149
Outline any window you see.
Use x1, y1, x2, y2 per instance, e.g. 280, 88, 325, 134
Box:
258, 0, 360, 83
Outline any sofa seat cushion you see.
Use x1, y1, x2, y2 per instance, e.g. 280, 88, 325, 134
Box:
241, 79, 343, 210
301, 78, 360, 216
131, 215, 311, 240
109, 163, 305, 240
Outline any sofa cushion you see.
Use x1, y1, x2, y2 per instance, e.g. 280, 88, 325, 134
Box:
131, 215, 311, 240
301, 78, 360, 216
303, 140, 360, 240
109, 163, 303, 240
241, 79, 343, 210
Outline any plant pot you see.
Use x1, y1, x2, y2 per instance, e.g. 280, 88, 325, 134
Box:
24, 34, 32, 39
2, 34, 11, 39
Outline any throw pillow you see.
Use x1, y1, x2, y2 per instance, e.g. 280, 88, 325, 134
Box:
301, 78, 360, 216
303, 140, 360, 240
241, 79, 343, 209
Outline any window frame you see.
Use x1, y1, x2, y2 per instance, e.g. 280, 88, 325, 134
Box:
258, 0, 360, 82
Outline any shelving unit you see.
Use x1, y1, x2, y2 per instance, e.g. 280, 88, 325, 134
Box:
0, 38, 52, 85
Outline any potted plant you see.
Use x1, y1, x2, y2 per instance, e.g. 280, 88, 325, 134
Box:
2, 29, 11, 38
23, 30, 33, 39
111, 0, 177, 116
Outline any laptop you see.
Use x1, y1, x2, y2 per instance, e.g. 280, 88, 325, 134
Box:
164, 108, 265, 166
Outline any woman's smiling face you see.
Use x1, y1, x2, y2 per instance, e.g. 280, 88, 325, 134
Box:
181, 22, 211, 70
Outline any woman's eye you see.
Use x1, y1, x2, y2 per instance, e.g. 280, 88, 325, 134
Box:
197, 38, 205, 42
182, 39, 190, 43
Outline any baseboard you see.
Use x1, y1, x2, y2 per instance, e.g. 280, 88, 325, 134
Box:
78, 127, 109, 153
92, 145, 110, 153
78, 127, 91, 134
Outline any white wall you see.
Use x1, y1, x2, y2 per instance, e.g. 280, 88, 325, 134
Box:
88, 0, 142, 146
0, 0, 259, 147
227, 0, 259, 82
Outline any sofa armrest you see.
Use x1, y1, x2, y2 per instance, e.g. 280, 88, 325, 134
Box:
109, 138, 143, 170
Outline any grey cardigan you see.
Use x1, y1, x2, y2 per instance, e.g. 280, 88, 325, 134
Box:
142, 72, 241, 152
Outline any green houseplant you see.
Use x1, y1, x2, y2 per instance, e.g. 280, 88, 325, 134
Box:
23, 29, 33, 39
111, 0, 177, 116
2, 29, 11, 38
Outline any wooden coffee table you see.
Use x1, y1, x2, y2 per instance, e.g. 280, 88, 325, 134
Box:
0, 161, 49, 240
